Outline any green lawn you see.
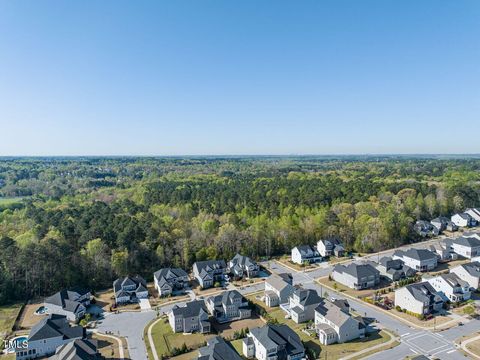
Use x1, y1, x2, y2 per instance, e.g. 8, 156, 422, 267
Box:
0, 197, 26, 206
0, 303, 23, 337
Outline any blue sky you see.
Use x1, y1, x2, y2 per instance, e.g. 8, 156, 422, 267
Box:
0, 1, 479, 155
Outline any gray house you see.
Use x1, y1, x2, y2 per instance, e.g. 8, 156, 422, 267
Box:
431, 216, 458, 233
198, 336, 242, 360
392, 248, 438, 272
287, 288, 322, 324
395, 281, 444, 315
228, 254, 259, 279
15, 314, 84, 360
49, 339, 101, 360
414, 220, 439, 237
243, 324, 305, 360
44, 288, 91, 322
206, 290, 251, 323
113, 276, 148, 304
331, 263, 380, 290
193, 260, 227, 289
291, 245, 322, 264
317, 239, 345, 258
374, 257, 416, 281
315, 299, 365, 345
168, 300, 211, 333
154, 268, 189, 297
264, 273, 295, 307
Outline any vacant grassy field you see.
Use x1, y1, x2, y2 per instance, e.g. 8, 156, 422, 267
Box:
0, 197, 25, 206
0, 303, 23, 337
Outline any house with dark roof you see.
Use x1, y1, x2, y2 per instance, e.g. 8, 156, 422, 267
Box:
16, 314, 85, 360
264, 273, 295, 307
287, 289, 322, 324
113, 276, 148, 304
466, 208, 480, 223
450, 236, 480, 259
331, 263, 380, 290
315, 298, 365, 345
428, 240, 458, 262
414, 220, 439, 237
197, 336, 242, 360
291, 245, 322, 264
374, 257, 416, 282
392, 248, 438, 272
451, 261, 480, 289
48, 339, 101, 360
44, 288, 91, 322
394, 282, 444, 315
243, 324, 305, 360
431, 216, 458, 233
451, 212, 477, 228
228, 254, 259, 279
154, 268, 189, 297
192, 260, 227, 289
168, 300, 211, 333
425, 273, 471, 303
317, 239, 345, 258
206, 290, 251, 323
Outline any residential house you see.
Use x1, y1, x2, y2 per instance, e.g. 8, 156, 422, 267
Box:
394, 282, 444, 315
15, 314, 84, 360
48, 339, 101, 360
431, 217, 458, 233
287, 289, 322, 323
168, 300, 211, 333
243, 324, 305, 360
206, 290, 251, 323
374, 257, 416, 282
450, 236, 480, 259
392, 248, 437, 272
228, 254, 259, 279
451, 262, 480, 290
154, 268, 189, 297
315, 299, 365, 345
465, 208, 480, 223
198, 336, 243, 360
44, 288, 91, 322
451, 213, 477, 228
291, 245, 322, 265
331, 263, 380, 290
414, 220, 438, 237
113, 276, 148, 304
426, 273, 471, 303
264, 273, 295, 307
429, 240, 457, 262
317, 239, 345, 258
192, 260, 227, 289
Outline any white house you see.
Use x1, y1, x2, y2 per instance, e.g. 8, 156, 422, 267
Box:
15, 315, 84, 360
394, 282, 444, 316
451, 213, 476, 228
465, 208, 480, 223
168, 300, 211, 333
228, 254, 259, 279
154, 268, 189, 297
331, 263, 380, 290
317, 239, 345, 258
206, 290, 251, 323
291, 245, 322, 264
392, 248, 437, 272
450, 236, 480, 259
315, 299, 365, 345
425, 273, 471, 303
113, 276, 148, 304
192, 260, 227, 289
287, 289, 322, 323
451, 262, 480, 290
264, 273, 294, 307
243, 324, 305, 360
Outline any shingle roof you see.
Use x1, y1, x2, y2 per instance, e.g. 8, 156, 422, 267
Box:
50, 339, 100, 360
249, 324, 304, 358
113, 276, 147, 295
194, 260, 227, 274
294, 245, 319, 257
197, 336, 242, 360
404, 282, 443, 305
315, 299, 351, 327
154, 268, 188, 283
333, 263, 379, 279
45, 289, 87, 314
452, 236, 480, 248
393, 248, 437, 261
230, 254, 257, 268
171, 300, 208, 318
266, 274, 295, 292
209, 290, 244, 307
440, 273, 469, 288
292, 289, 322, 306
459, 261, 480, 277
29, 314, 84, 342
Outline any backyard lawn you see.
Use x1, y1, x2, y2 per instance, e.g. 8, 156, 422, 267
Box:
0, 303, 23, 337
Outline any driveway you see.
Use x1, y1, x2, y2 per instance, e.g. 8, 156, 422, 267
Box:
139, 299, 151, 311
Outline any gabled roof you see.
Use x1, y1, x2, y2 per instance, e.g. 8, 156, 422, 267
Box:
171, 300, 208, 318
113, 276, 147, 294
315, 299, 352, 328
292, 289, 322, 306
209, 290, 244, 307
452, 236, 480, 248
333, 263, 379, 279
154, 268, 188, 283
266, 273, 295, 292
50, 339, 100, 360
29, 314, 84, 342
403, 282, 443, 305
193, 260, 227, 274
439, 273, 469, 288
457, 261, 480, 278
293, 245, 320, 257
197, 336, 242, 360
45, 289, 88, 314
230, 254, 257, 269
249, 324, 304, 357
393, 248, 437, 261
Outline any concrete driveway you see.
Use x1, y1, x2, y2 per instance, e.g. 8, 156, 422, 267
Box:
139, 299, 151, 311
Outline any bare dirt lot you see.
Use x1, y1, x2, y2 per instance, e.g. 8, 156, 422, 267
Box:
212, 315, 265, 339
17, 302, 47, 330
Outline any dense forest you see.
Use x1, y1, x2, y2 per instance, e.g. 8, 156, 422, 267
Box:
1, 156, 480, 305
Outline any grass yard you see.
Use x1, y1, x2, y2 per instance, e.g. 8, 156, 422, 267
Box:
317, 276, 393, 300
0, 303, 23, 337
276, 257, 317, 271
246, 294, 394, 360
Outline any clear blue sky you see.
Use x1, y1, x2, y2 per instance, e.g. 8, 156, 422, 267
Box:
0, 1, 479, 156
